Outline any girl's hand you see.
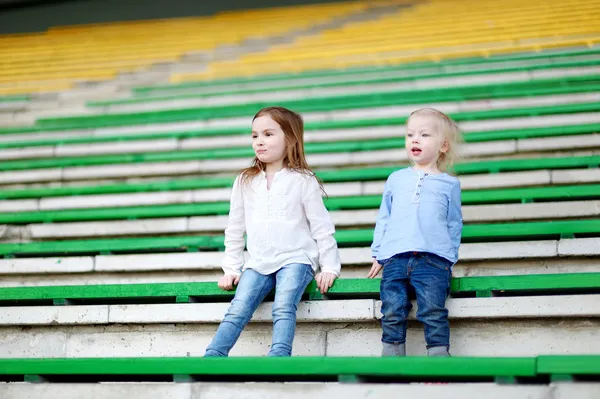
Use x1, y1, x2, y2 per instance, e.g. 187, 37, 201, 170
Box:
218, 274, 240, 291
367, 258, 383, 278
315, 272, 336, 294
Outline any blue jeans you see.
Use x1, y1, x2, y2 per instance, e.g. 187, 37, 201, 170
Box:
380, 252, 452, 349
205, 263, 314, 357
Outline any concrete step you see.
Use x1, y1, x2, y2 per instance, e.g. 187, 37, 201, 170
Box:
1, 382, 596, 399
0, 168, 587, 212
6, 200, 599, 241
1, 295, 599, 358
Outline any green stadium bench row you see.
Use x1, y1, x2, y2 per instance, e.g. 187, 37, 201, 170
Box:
0, 273, 598, 306
89, 60, 600, 107
130, 46, 600, 96
2, 111, 598, 153
29, 92, 600, 132
3, 118, 600, 171
0, 356, 598, 383
1, 219, 599, 256
2, 183, 600, 223
1, 154, 599, 201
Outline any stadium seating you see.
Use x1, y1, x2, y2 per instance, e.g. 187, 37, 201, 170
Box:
1, 0, 600, 396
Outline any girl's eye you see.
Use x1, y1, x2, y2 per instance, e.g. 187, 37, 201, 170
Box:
266, 133, 272, 137
422, 134, 430, 137
252, 135, 258, 139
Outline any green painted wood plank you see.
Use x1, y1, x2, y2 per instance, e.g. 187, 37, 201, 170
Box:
91, 59, 600, 106
0, 154, 598, 201
0, 356, 537, 378
1, 273, 597, 303
1, 219, 600, 256
536, 356, 600, 375
3, 183, 600, 224
132, 46, 600, 94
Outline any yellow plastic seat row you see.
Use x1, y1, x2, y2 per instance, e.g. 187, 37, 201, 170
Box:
0, 1, 370, 92
175, 36, 599, 82
172, 0, 598, 82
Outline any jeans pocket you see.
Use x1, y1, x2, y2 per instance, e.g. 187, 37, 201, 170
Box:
424, 253, 451, 271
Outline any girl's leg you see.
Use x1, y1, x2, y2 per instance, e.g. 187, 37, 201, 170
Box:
268, 263, 314, 357
205, 269, 275, 357
410, 253, 452, 356
380, 254, 412, 356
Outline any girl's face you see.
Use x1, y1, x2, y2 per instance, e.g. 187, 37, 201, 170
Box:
405, 114, 448, 170
252, 115, 287, 167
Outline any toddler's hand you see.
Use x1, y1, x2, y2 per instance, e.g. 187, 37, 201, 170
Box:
367, 258, 383, 278
315, 272, 336, 294
218, 274, 240, 291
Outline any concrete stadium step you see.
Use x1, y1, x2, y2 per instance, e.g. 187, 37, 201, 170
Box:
93, 68, 600, 114
0, 148, 598, 186
110, 53, 600, 105
2, 113, 600, 164
3, 107, 599, 148
4, 131, 600, 182
4, 85, 600, 134
2, 382, 591, 399
0, 168, 596, 210
4, 200, 598, 240
1, 237, 599, 287
132, 47, 600, 96
1, 295, 599, 357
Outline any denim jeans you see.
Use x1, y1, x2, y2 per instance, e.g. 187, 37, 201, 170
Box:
205, 263, 314, 357
380, 252, 452, 349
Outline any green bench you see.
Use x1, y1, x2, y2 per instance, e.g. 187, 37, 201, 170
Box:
0, 355, 598, 383
30, 93, 600, 132
1, 219, 599, 256
0, 273, 598, 306
2, 110, 598, 153
2, 117, 600, 171
0, 154, 598, 201
131, 46, 600, 96
0, 356, 541, 383
3, 183, 600, 224
90, 61, 600, 107
0, 95, 30, 103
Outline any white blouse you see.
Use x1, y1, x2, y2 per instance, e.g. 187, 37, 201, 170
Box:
222, 168, 341, 277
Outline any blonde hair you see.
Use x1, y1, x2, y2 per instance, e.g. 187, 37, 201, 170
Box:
239, 106, 324, 192
408, 108, 462, 172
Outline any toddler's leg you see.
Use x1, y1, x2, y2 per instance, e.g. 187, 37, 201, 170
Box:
380, 255, 411, 356
411, 253, 452, 356
268, 263, 314, 357
205, 269, 275, 357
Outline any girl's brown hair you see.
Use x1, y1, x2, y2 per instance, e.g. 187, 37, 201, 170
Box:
239, 106, 325, 192
408, 108, 463, 172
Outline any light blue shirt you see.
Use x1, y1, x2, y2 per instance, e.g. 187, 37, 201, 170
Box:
371, 167, 463, 264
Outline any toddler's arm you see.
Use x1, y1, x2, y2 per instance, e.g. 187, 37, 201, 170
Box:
447, 180, 463, 260
371, 177, 393, 260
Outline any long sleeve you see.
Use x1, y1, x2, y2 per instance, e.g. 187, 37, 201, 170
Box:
222, 176, 246, 276
447, 180, 463, 262
371, 177, 392, 258
302, 176, 341, 276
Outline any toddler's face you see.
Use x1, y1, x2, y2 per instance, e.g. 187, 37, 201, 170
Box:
251, 115, 287, 165
405, 114, 448, 167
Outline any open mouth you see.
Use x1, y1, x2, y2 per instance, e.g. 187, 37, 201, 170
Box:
411, 148, 422, 156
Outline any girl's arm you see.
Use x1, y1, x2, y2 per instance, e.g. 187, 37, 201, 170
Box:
222, 176, 246, 276
302, 176, 341, 277
447, 180, 463, 259
371, 178, 392, 259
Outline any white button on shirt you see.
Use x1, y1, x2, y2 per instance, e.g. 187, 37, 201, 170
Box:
222, 169, 341, 277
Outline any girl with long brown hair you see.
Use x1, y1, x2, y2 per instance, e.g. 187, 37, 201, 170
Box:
205, 106, 341, 357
